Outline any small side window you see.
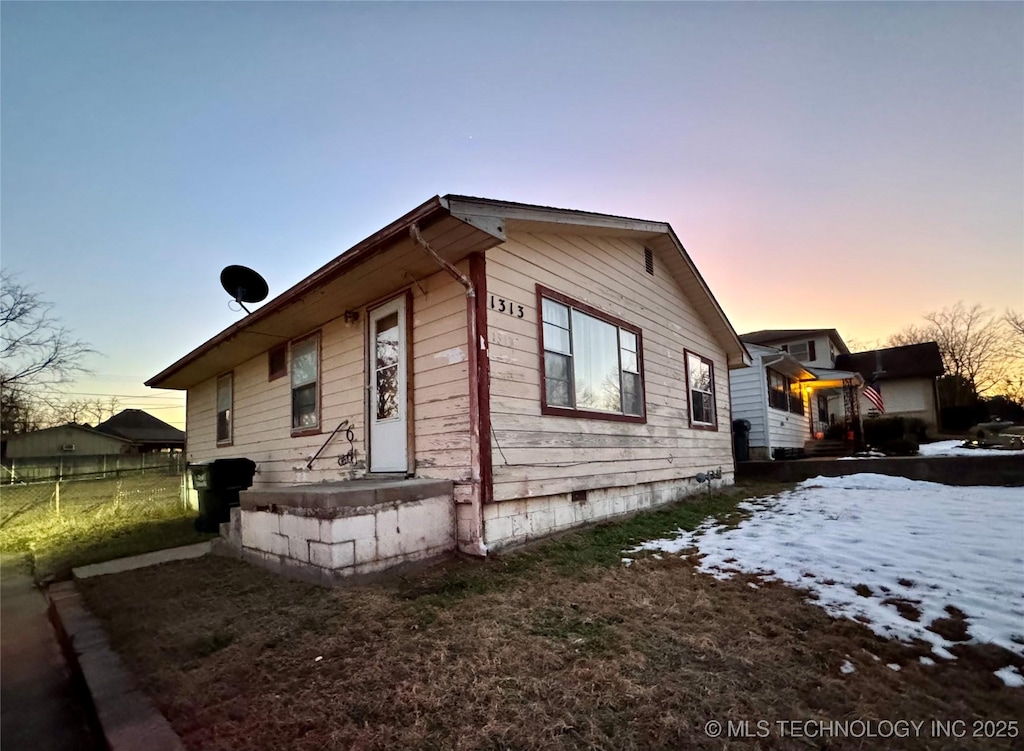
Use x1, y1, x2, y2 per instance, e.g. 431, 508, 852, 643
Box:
268, 344, 287, 381
291, 334, 320, 432
685, 352, 717, 429
216, 373, 233, 444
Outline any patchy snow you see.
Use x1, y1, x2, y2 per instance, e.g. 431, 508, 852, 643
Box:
919, 656, 935, 666
838, 440, 1021, 459
840, 659, 856, 674
633, 473, 1024, 685
995, 666, 1024, 688
918, 440, 1019, 457
887, 663, 902, 672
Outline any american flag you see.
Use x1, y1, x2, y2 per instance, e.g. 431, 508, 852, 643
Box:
863, 381, 885, 413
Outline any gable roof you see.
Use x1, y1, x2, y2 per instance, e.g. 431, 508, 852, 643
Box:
147, 195, 750, 389
739, 329, 850, 355
835, 342, 945, 381
5, 422, 134, 445
95, 409, 185, 445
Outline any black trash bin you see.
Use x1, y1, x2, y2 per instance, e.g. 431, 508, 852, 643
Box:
732, 419, 752, 462
189, 458, 257, 532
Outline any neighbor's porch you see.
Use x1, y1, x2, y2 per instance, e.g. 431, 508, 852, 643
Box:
799, 368, 864, 458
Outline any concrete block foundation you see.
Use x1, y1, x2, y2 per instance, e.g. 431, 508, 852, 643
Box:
227, 478, 456, 584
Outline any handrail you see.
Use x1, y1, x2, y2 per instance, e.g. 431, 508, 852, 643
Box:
306, 419, 351, 470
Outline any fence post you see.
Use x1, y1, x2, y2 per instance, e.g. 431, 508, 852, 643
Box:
54, 479, 61, 518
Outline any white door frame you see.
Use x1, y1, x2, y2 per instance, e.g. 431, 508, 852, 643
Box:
368, 295, 409, 473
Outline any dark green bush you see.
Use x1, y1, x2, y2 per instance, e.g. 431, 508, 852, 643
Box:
863, 417, 906, 446
824, 423, 848, 440
904, 418, 928, 442
879, 438, 920, 456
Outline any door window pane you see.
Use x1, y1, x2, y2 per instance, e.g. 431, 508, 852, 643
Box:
376, 365, 400, 420
374, 310, 401, 421
375, 312, 399, 369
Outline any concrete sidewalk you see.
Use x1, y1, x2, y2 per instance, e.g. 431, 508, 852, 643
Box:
72, 541, 211, 579
1, 554, 100, 751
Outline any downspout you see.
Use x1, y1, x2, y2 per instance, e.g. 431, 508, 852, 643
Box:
410, 224, 487, 556
760, 353, 773, 460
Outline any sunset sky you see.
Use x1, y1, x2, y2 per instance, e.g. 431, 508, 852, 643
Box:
3, 2, 1021, 429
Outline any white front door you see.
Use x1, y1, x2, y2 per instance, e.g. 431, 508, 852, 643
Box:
369, 297, 408, 472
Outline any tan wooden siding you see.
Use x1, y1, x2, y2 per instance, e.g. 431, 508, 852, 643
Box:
185, 266, 473, 486
410, 263, 473, 481
487, 232, 733, 502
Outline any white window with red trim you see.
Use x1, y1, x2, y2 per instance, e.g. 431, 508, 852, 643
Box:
685, 351, 717, 429
538, 287, 645, 422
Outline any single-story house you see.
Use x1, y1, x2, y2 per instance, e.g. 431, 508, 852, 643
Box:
147, 195, 751, 582
95, 409, 185, 453
835, 342, 944, 433
731, 329, 864, 459
4, 423, 135, 459
4, 409, 184, 459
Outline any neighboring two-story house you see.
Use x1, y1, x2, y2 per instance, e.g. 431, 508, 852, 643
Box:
730, 329, 863, 459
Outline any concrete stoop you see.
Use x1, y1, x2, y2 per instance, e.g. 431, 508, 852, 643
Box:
47, 582, 185, 751
233, 478, 457, 584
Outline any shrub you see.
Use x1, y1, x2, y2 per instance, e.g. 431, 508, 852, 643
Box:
904, 418, 928, 442
824, 423, 848, 441
863, 417, 906, 447
879, 437, 920, 456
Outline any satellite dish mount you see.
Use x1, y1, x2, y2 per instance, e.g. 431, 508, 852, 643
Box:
220, 265, 269, 315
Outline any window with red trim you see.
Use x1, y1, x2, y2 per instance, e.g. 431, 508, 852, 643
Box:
538, 287, 645, 422
290, 334, 319, 431
685, 351, 717, 429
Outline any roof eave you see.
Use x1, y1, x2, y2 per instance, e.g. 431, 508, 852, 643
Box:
146, 196, 449, 390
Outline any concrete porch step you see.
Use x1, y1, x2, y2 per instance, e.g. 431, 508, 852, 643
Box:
804, 439, 851, 457
239, 478, 454, 515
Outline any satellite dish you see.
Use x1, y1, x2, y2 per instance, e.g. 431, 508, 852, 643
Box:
220, 265, 269, 314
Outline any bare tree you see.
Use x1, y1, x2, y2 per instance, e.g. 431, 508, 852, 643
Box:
42, 396, 121, 428
1, 271, 93, 434
1007, 309, 1024, 347
885, 324, 933, 348
888, 302, 1010, 403
999, 309, 1024, 404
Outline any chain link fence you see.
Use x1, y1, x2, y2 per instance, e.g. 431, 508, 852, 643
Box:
0, 465, 193, 561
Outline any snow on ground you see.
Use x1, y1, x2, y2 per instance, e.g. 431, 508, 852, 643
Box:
838, 440, 1020, 459
917, 440, 1019, 457
633, 473, 1024, 686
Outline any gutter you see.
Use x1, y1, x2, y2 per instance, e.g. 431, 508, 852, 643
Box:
409, 224, 488, 557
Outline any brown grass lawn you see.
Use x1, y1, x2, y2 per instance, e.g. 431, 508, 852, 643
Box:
79, 485, 1023, 751
1, 474, 214, 580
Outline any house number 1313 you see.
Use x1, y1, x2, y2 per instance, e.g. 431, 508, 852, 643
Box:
490, 296, 524, 318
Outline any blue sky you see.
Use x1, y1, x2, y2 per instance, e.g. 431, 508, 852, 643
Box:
3, 2, 1021, 428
